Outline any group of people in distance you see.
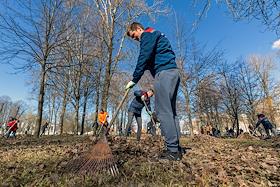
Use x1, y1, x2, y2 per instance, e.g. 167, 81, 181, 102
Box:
0, 117, 50, 138
200, 112, 277, 139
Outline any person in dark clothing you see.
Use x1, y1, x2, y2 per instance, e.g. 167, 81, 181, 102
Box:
254, 113, 276, 139
125, 89, 154, 141
126, 126, 132, 136
224, 127, 234, 137
211, 127, 220, 137
125, 22, 183, 161
40, 121, 49, 136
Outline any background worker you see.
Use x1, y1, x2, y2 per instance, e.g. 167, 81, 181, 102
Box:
254, 113, 276, 139
40, 121, 49, 136
98, 109, 110, 135
5, 117, 18, 138
125, 89, 154, 141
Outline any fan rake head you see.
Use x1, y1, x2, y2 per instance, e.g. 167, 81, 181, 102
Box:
66, 135, 119, 176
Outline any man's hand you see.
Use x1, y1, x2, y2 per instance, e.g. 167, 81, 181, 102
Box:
147, 110, 152, 116
125, 81, 136, 90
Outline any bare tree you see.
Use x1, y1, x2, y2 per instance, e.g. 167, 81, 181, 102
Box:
0, 96, 27, 135
248, 54, 278, 123
237, 59, 262, 128
224, 0, 280, 34
80, 76, 91, 135
58, 74, 70, 134
0, 0, 73, 137
174, 30, 223, 134
218, 63, 243, 136
44, 88, 61, 135
192, 0, 280, 34
108, 71, 131, 133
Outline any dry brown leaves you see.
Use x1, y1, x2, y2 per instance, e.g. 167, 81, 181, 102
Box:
0, 134, 279, 186
238, 132, 259, 140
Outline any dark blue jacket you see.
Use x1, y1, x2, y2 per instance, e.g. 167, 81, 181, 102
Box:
256, 117, 273, 129
132, 28, 177, 83
128, 90, 151, 115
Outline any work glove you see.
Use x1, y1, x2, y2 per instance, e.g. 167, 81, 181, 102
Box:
125, 81, 136, 90
147, 110, 152, 116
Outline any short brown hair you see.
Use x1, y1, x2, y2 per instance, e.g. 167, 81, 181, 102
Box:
126, 22, 144, 36
148, 88, 154, 93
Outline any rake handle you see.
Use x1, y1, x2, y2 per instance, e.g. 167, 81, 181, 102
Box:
107, 88, 130, 130
143, 99, 156, 127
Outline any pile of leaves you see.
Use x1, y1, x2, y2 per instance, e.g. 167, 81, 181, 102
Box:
238, 132, 259, 140
0, 134, 279, 186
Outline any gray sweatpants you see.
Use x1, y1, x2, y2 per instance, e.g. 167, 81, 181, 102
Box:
126, 111, 142, 141
154, 68, 181, 152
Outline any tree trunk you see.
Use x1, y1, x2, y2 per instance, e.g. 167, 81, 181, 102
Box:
101, 58, 112, 111
122, 110, 127, 135
51, 95, 55, 134
94, 61, 102, 124
120, 109, 124, 135
53, 95, 60, 135
80, 87, 89, 135
182, 88, 194, 136
75, 100, 80, 135
54, 106, 57, 135
101, 29, 114, 110
236, 113, 240, 137
74, 63, 82, 135
214, 104, 222, 131
59, 84, 68, 134
35, 63, 46, 138
48, 94, 52, 134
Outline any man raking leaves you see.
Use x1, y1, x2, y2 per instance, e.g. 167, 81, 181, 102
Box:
126, 22, 185, 161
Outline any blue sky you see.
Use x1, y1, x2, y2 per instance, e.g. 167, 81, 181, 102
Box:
0, 1, 279, 102
151, 1, 278, 59
0, 63, 31, 101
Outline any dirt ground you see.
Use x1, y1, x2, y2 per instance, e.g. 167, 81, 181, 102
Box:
0, 134, 279, 186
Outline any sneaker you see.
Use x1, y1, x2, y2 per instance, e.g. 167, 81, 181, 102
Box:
159, 149, 182, 161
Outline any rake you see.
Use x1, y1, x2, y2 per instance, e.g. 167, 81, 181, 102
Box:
143, 99, 157, 128
66, 88, 130, 176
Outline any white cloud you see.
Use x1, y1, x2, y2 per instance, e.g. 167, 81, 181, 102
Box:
272, 39, 280, 49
